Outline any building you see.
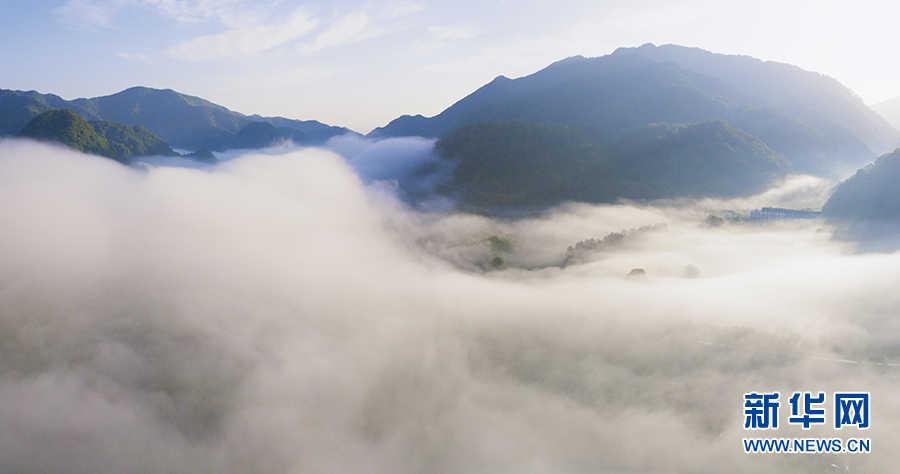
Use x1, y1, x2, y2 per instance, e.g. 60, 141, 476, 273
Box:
749, 207, 821, 222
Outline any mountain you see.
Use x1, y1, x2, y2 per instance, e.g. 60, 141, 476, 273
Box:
0, 87, 355, 150
16, 109, 119, 161
214, 121, 308, 151
372, 44, 897, 178
89, 120, 179, 159
822, 148, 900, 222
369, 55, 604, 139
15, 109, 179, 162
246, 115, 345, 145
437, 121, 612, 206
612, 44, 898, 155
0, 89, 96, 137
69, 87, 247, 151
612, 120, 791, 199
436, 119, 790, 207
871, 97, 900, 142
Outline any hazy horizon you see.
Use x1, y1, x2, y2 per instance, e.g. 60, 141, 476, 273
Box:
3, 1, 900, 133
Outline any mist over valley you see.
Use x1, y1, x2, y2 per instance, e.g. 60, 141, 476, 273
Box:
3, 42, 900, 473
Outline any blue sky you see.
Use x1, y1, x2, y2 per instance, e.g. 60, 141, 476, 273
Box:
2, 0, 899, 133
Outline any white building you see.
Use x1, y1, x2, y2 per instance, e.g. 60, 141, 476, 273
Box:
749, 207, 821, 222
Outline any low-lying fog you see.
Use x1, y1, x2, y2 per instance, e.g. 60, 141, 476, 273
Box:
1, 138, 898, 473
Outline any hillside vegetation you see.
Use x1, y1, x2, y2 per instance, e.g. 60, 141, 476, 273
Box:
822, 148, 900, 221
373, 44, 896, 179
89, 120, 179, 159
437, 120, 790, 206
15, 109, 179, 162
16, 109, 120, 161
213, 121, 308, 151
0, 87, 353, 150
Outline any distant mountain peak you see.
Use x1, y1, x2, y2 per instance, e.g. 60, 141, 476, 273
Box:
823, 148, 900, 222
213, 121, 308, 151
0, 86, 357, 151
371, 44, 896, 178
871, 96, 900, 136
612, 43, 658, 54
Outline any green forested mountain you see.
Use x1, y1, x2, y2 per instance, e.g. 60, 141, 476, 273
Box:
0, 87, 354, 150
15, 109, 179, 162
822, 148, 900, 221
437, 120, 790, 207
437, 121, 612, 206
214, 121, 308, 151
5, 46, 895, 210
15, 109, 120, 161
89, 120, 179, 159
611, 44, 898, 155
246, 115, 343, 144
71, 87, 246, 151
0, 89, 97, 137
613, 120, 791, 199
372, 44, 895, 178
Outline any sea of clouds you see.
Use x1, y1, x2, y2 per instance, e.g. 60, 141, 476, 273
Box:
1, 138, 898, 473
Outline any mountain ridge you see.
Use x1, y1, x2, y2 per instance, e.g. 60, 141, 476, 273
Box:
0, 86, 357, 151
871, 97, 900, 142
436, 119, 790, 207
370, 44, 897, 179
14, 109, 179, 162
822, 148, 900, 222
611, 43, 898, 155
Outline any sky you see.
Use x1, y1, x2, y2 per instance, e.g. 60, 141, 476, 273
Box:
2, 0, 900, 134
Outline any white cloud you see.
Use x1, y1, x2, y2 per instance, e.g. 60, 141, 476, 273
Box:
136, 0, 248, 24
53, 0, 423, 66
167, 8, 319, 61
52, 0, 117, 27
117, 52, 155, 64
2, 140, 900, 472
411, 24, 482, 54
51, 0, 274, 29
379, 0, 426, 19
291, 2, 427, 56
295, 11, 374, 56
215, 65, 345, 90
428, 25, 480, 42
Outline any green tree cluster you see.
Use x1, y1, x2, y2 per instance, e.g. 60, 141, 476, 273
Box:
15, 109, 179, 163
89, 120, 179, 159
16, 109, 120, 161
436, 120, 790, 207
